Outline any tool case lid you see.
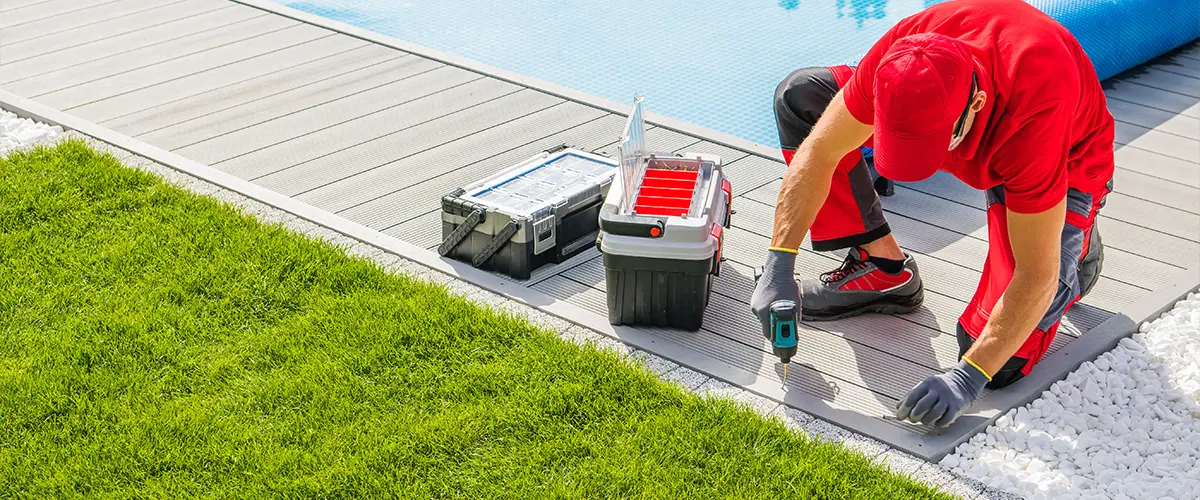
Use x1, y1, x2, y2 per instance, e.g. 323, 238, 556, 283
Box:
457, 148, 618, 218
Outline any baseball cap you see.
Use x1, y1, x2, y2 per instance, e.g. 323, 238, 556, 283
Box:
872, 33, 975, 183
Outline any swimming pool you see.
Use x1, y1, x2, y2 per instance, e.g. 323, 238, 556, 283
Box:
285, 0, 1200, 150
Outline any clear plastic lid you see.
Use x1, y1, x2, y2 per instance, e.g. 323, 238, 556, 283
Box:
468, 152, 615, 216
617, 96, 647, 213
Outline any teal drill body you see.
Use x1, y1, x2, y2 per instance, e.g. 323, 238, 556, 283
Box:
769, 300, 798, 366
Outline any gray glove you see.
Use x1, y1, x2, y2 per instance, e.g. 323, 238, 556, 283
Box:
750, 249, 801, 342
895, 360, 990, 427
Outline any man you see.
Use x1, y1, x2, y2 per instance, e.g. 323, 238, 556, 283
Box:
751, 0, 1114, 428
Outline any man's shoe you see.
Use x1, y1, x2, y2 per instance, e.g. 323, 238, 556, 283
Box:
801, 247, 924, 321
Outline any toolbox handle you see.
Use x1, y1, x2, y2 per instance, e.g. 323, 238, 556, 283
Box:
599, 204, 664, 238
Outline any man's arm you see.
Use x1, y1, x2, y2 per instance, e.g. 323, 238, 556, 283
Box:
963, 201, 1066, 376
771, 89, 874, 250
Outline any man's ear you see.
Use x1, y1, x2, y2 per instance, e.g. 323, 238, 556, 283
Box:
971, 91, 987, 113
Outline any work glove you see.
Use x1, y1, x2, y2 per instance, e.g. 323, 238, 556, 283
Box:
750, 249, 801, 342
895, 360, 990, 427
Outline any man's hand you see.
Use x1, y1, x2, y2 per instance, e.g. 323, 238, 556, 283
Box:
896, 360, 990, 427
751, 249, 801, 341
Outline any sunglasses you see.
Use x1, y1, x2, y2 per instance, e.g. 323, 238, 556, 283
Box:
952, 71, 978, 141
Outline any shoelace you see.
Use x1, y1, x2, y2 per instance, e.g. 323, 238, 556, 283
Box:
820, 253, 867, 284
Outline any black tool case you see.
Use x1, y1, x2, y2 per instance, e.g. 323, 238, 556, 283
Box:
597, 98, 732, 331
438, 145, 619, 280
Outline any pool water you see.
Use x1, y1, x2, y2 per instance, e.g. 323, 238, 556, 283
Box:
287, 0, 945, 150
285, 0, 1198, 150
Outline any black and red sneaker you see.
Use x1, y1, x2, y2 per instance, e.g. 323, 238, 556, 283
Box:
801, 247, 925, 321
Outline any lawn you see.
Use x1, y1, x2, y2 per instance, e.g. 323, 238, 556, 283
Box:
0, 139, 952, 498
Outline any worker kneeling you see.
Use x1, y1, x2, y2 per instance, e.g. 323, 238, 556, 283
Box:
751, 0, 1114, 428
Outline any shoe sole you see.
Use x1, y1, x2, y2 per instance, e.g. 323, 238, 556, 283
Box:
802, 286, 925, 322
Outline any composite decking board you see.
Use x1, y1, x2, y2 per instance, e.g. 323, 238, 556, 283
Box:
39, 25, 334, 112
318, 104, 615, 220
1116, 136, 1198, 189
383, 210, 442, 251
239, 80, 540, 185
1114, 121, 1200, 164
0, 0, 59, 13
141, 55, 437, 151
720, 154, 788, 197
533, 274, 912, 422
109, 45, 402, 137
738, 178, 1167, 294
1106, 96, 1200, 140
67, 32, 362, 124
900, 170, 1200, 246
0, 3, 249, 86
1160, 55, 1200, 80
0, 0, 231, 68
2, 8, 282, 95
1104, 79, 1200, 119
180, 65, 471, 165
0, 0, 125, 30
1123, 67, 1200, 99
0, 0, 190, 46
1112, 168, 1200, 214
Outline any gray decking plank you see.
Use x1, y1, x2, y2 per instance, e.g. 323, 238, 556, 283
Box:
1114, 145, 1200, 189
237, 81, 537, 183
180, 65, 472, 166
111, 45, 402, 138
723, 154, 788, 196
0, 0, 122, 30
1114, 121, 1199, 164
318, 104, 614, 220
142, 56, 439, 151
1106, 96, 1200, 139
533, 275, 914, 420
0, 0, 61, 13
1122, 68, 1200, 98
383, 211, 442, 250
1112, 168, 1200, 214
250, 84, 554, 192
1161, 55, 1200, 80
40, 23, 334, 112
150, 56, 446, 152
0, 0, 231, 66
0, 0, 187, 45
68, 31, 362, 124
2, 8, 282, 95
673, 140, 751, 164
1104, 80, 1200, 119
0, 2, 248, 86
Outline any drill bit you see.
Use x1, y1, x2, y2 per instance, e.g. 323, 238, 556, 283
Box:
783, 362, 789, 383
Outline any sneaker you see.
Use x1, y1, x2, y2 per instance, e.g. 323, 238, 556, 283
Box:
801, 247, 924, 321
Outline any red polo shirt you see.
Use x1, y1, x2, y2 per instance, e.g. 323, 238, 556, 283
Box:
842, 0, 1115, 213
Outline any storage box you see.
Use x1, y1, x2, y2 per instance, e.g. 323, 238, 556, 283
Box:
597, 98, 731, 331
438, 145, 618, 280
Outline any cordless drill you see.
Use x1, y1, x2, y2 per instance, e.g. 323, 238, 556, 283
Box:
769, 300, 798, 381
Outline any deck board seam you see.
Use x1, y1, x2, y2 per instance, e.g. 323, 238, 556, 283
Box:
125, 52, 410, 138
244, 85, 529, 183
0, 0, 127, 30
1115, 137, 1200, 166
207, 72, 489, 167
25, 14, 296, 100
360, 109, 617, 222
0, 0, 58, 14
169, 60, 448, 152
97, 41, 372, 125
1, 7, 270, 87
1148, 65, 1200, 83
63, 32, 342, 112
1112, 77, 1200, 106
1111, 114, 1200, 142
0, 0, 197, 49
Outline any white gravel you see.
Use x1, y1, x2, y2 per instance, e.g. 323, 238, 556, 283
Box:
1, 109, 63, 154
944, 293, 1200, 500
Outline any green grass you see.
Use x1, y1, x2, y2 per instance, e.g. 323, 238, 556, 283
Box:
0, 139, 951, 499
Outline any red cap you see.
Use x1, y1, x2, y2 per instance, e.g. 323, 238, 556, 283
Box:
873, 33, 974, 183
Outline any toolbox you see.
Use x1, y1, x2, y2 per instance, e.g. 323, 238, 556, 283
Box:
438, 145, 618, 280
597, 97, 731, 331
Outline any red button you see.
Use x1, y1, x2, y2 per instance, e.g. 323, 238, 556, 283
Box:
649, 227, 661, 237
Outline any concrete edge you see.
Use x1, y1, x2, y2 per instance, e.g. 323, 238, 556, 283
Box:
0, 88, 936, 459
228, 0, 785, 163
919, 264, 1200, 462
